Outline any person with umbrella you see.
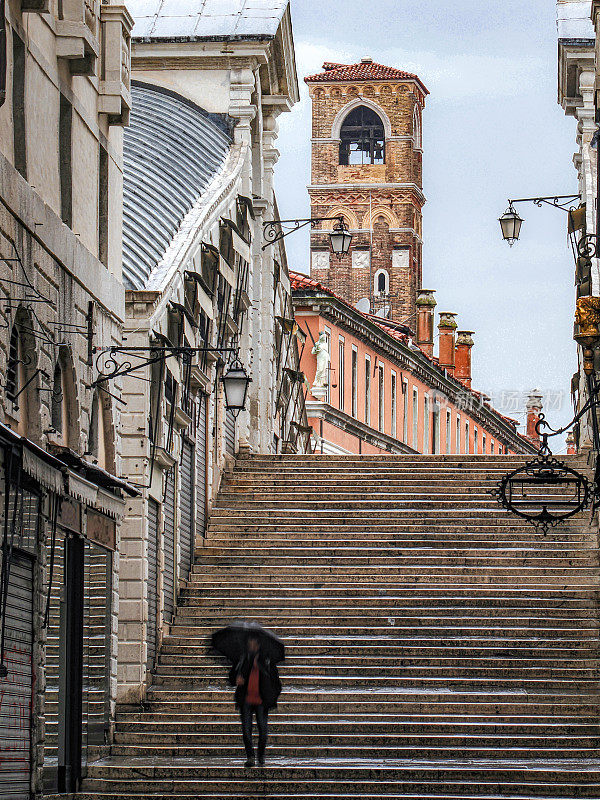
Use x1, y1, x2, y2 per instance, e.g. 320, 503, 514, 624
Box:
212, 622, 284, 768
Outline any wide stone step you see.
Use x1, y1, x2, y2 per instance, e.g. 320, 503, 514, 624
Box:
150, 674, 600, 691
175, 590, 599, 605
201, 537, 595, 549
78, 760, 600, 797
153, 659, 600, 677
206, 524, 588, 534
178, 581, 599, 603
200, 538, 596, 549
212, 504, 585, 515
161, 645, 600, 660
157, 653, 600, 670
115, 718, 600, 734
217, 493, 552, 503
171, 606, 598, 643
107, 742, 600, 760
169, 619, 600, 638
193, 555, 600, 568
174, 601, 600, 618
185, 578, 600, 589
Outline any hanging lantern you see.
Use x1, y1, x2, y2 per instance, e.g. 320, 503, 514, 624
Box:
499, 205, 523, 246
221, 359, 251, 417
329, 220, 352, 258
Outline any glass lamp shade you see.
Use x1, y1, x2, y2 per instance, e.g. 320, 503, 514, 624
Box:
329, 223, 353, 256
221, 360, 251, 415
499, 207, 523, 246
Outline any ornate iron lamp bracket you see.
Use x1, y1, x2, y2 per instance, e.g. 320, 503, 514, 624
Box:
262, 216, 345, 249
507, 194, 581, 213
92, 344, 238, 387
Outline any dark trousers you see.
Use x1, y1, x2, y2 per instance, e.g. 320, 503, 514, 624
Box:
240, 703, 268, 760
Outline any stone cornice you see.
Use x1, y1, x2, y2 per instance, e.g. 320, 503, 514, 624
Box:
307, 401, 416, 454
294, 292, 536, 453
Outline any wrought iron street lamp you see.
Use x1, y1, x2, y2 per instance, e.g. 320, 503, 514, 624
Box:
263, 216, 353, 258
498, 195, 581, 245
499, 205, 523, 246
221, 358, 252, 417
329, 219, 353, 257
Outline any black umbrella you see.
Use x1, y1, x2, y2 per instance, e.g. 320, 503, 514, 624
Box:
211, 621, 285, 664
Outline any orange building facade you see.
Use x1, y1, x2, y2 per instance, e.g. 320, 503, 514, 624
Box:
292, 273, 535, 456
292, 59, 535, 457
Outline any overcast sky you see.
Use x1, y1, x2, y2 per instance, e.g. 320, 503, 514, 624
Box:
274, 0, 579, 445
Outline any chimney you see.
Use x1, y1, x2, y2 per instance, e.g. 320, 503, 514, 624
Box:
566, 431, 576, 455
438, 312, 458, 374
416, 290, 436, 358
455, 330, 474, 388
526, 389, 544, 444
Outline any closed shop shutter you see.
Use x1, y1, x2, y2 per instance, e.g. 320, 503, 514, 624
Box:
179, 440, 194, 583
196, 395, 207, 539
147, 498, 159, 674
162, 475, 175, 624
81, 540, 111, 761
0, 550, 34, 800
225, 408, 236, 456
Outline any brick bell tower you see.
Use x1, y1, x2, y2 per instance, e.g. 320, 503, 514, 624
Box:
305, 58, 428, 327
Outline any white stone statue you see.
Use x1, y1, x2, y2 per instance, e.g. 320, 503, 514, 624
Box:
311, 332, 330, 398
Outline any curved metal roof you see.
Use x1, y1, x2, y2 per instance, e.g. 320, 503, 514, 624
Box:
123, 83, 232, 290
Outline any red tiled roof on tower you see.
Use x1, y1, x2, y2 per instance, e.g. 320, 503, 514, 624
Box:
305, 58, 429, 95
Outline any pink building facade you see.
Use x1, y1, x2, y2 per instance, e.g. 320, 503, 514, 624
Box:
292, 273, 535, 456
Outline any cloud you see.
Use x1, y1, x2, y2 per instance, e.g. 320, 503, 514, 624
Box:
288, 39, 549, 104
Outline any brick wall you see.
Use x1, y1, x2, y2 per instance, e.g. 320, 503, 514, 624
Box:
308, 79, 425, 328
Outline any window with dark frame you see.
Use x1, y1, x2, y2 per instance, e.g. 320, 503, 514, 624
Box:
12, 30, 26, 179
339, 105, 385, 165
351, 347, 358, 418
98, 143, 109, 266
378, 364, 384, 432
6, 323, 19, 401
59, 94, 73, 228
51, 362, 63, 434
338, 337, 345, 411
365, 355, 371, 426
391, 371, 397, 439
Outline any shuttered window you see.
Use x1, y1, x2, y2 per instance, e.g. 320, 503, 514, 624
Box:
147, 499, 159, 674
225, 408, 236, 456
0, 550, 34, 799
179, 440, 195, 583
196, 395, 207, 539
81, 540, 112, 761
162, 475, 176, 624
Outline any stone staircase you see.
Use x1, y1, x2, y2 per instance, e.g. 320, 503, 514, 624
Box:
72, 454, 600, 798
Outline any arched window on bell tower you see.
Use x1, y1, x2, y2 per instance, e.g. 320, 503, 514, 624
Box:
339, 106, 385, 166
413, 106, 422, 148
374, 268, 389, 296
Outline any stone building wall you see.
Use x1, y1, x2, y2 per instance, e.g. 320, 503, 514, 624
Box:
0, 1, 131, 793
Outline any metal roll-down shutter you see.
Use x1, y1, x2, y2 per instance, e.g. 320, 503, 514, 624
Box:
179, 440, 194, 583
0, 550, 34, 800
147, 498, 159, 674
196, 395, 207, 540
162, 475, 175, 624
